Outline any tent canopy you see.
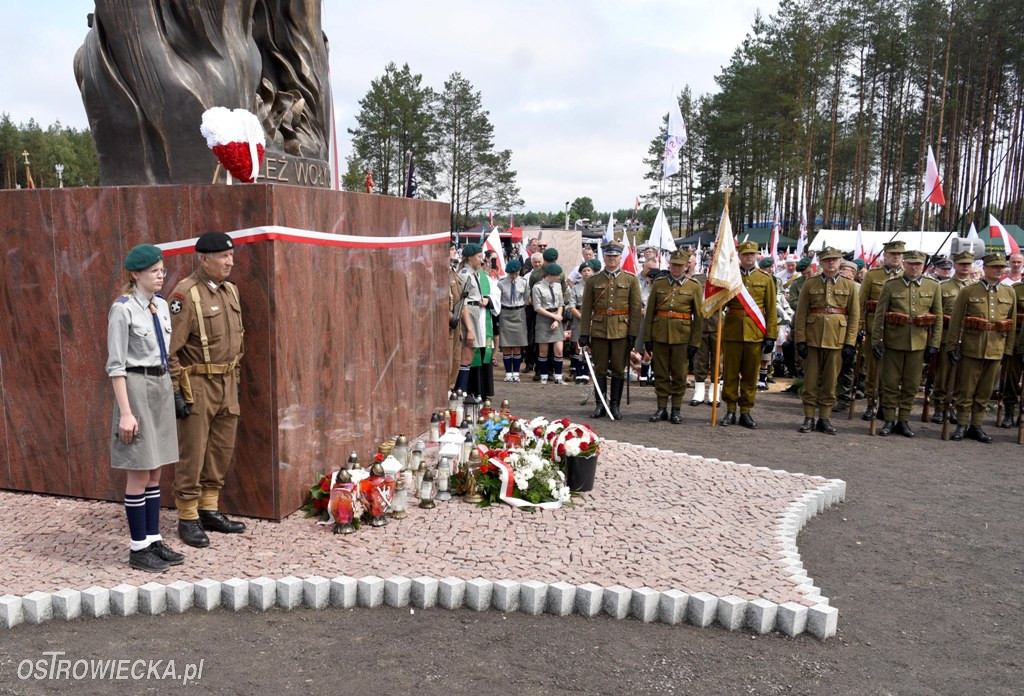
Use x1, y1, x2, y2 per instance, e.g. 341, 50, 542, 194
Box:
810, 229, 954, 255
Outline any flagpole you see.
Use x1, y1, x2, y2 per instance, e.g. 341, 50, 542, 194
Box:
711, 186, 733, 427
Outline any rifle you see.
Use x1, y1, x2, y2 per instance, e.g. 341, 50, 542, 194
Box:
921, 325, 937, 422
869, 321, 884, 436
941, 325, 965, 441
994, 359, 1008, 426
848, 338, 863, 420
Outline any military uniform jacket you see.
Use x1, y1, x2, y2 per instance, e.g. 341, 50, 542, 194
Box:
938, 276, 972, 345
947, 281, 1019, 359
693, 273, 720, 334
643, 275, 704, 345
168, 269, 244, 391
579, 270, 642, 340
723, 268, 778, 342
859, 265, 902, 330
870, 276, 943, 351
786, 273, 806, 311
793, 274, 860, 349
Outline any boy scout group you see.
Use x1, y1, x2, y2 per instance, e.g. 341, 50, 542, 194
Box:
454, 237, 1024, 444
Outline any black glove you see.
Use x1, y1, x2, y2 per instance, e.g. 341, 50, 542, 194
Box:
578, 335, 589, 348
872, 344, 884, 359
687, 345, 698, 361
924, 346, 938, 362
947, 349, 960, 365
762, 338, 776, 354
797, 342, 808, 359
174, 389, 191, 419
644, 341, 654, 354
857, 329, 865, 344
627, 336, 636, 347
1017, 352, 1024, 367
841, 344, 856, 365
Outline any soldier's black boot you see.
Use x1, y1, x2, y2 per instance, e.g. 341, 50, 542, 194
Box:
199, 510, 247, 534
948, 411, 958, 425
930, 407, 945, 424
799, 417, 816, 433
738, 412, 757, 429
950, 424, 967, 441
609, 378, 624, 420
966, 425, 992, 443
816, 418, 837, 435
719, 411, 736, 426
896, 420, 915, 438
878, 421, 896, 436
178, 519, 210, 548
861, 404, 876, 421
649, 408, 668, 422
590, 377, 608, 418
670, 408, 682, 424
999, 406, 1016, 429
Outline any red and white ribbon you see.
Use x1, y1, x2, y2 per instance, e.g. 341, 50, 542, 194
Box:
737, 284, 767, 335
156, 225, 451, 256
479, 445, 562, 510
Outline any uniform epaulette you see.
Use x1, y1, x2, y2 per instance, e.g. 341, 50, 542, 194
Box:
155, 292, 164, 299
115, 295, 129, 304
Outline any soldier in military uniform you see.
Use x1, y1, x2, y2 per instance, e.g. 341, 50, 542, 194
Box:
579, 241, 643, 419
859, 240, 905, 420
834, 259, 862, 408
690, 266, 721, 405
929, 251, 975, 424
997, 277, 1024, 427
947, 253, 1021, 442
720, 241, 778, 428
169, 232, 246, 548
793, 247, 860, 434
870, 250, 942, 437
643, 250, 703, 423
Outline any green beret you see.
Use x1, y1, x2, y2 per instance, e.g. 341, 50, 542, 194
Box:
585, 259, 602, 272
544, 263, 562, 276
124, 244, 163, 271
461, 242, 482, 257
982, 252, 1008, 267
795, 258, 812, 271
737, 241, 759, 254
195, 231, 234, 253
817, 246, 843, 261
758, 257, 774, 269
853, 258, 866, 270
542, 248, 559, 262
505, 258, 522, 273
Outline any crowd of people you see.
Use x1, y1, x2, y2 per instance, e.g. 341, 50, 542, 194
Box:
449, 234, 1024, 443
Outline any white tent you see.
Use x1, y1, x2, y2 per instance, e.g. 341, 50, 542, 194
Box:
809, 229, 953, 256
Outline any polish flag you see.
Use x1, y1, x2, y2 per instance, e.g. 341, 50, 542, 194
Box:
702, 205, 766, 334
769, 206, 781, 260
854, 224, 866, 260
484, 227, 507, 277
621, 234, 638, 274
925, 145, 946, 206
989, 214, 1020, 255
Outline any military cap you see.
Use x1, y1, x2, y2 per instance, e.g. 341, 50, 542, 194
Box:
585, 259, 602, 272
882, 240, 906, 253
952, 251, 976, 264
817, 246, 843, 260
542, 248, 559, 262
505, 258, 522, 274
544, 263, 562, 276
982, 252, 1008, 267
933, 256, 953, 270
124, 244, 163, 271
737, 240, 759, 254
669, 249, 691, 266
840, 260, 858, 273
758, 257, 774, 269
795, 257, 812, 271
853, 258, 866, 270
602, 241, 624, 255
195, 231, 234, 253
461, 242, 482, 257
903, 250, 927, 263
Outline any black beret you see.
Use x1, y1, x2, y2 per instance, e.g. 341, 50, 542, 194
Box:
195, 232, 234, 253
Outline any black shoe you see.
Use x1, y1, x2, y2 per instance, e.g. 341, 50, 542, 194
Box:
178, 519, 210, 548
878, 421, 896, 436
950, 425, 967, 441
199, 510, 247, 534
649, 408, 668, 422
719, 411, 736, 426
739, 413, 757, 429
532, 373, 542, 382
895, 420, 915, 438
966, 425, 992, 443
799, 417, 816, 433
590, 377, 608, 418
670, 408, 682, 424
609, 378, 624, 420
948, 411, 958, 425
861, 405, 876, 421
930, 408, 945, 425
129, 547, 169, 573
816, 418, 837, 435
999, 412, 1016, 429
149, 540, 185, 565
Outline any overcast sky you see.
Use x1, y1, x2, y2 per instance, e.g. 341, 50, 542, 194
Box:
4, 0, 778, 212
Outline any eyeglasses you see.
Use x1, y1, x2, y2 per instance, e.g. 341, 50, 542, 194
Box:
145, 268, 168, 276
538, 244, 548, 249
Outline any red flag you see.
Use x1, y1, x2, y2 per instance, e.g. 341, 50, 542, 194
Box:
925, 145, 945, 206
621, 235, 638, 274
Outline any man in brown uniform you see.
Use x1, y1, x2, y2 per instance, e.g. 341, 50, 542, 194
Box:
947, 253, 1021, 442
870, 250, 943, 437
448, 264, 464, 389
997, 278, 1024, 427
579, 241, 643, 419
169, 232, 246, 548
793, 247, 860, 434
860, 240, 904, 420
929, 251, 975, 424
643, 249, 703, 423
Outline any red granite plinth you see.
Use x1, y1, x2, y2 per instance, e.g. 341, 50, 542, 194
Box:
0, 184, 450, 519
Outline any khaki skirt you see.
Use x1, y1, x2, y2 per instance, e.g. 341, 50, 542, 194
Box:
500, 306, 528, 347
535, 313, 566, 344
111, 371, 179, 470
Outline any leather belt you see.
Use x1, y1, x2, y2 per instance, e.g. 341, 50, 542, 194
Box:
964, 316, 1013, 332
865, 300, 878, 312
655, 311, 692, 319
884, 312, 911, 327
466, 301, 480, 306
810, 307, 846, 315
595, 308, 629, 316
505, 304, 526, 309
126, 365, 166, 377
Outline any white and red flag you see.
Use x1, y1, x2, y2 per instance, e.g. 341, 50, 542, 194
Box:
925, 145, 946, 206
621, 233, 638, 275
989, 214, 1020, 255
854, 223, 866, 260
662, 99, 688, 179
484, 227, 507, 277
769, 206, 781, 260
702, 206, 766, 334
200, 107, 265, 182
795, 199, 808, 258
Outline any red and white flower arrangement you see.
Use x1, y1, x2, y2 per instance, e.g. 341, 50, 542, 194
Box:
200, 107, 266, 182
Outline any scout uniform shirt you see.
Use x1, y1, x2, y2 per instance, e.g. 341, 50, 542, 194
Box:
106, 288, 172, 375
724, 267, 778, 342
794, 273, 860, 349
871, 276, 943, 351
579, 268, 642, 340
947, 280, 1018, 360
643, 274, 704, 346
860, 264, 903, 331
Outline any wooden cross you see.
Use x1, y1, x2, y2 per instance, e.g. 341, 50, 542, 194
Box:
21, 150, 30, 165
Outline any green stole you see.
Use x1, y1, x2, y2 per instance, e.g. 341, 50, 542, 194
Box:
470, 271, 493, 366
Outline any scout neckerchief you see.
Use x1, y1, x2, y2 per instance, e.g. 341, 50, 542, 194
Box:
470, 270, 493, 367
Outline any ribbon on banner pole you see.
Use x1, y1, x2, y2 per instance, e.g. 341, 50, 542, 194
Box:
156, 225, 452, 256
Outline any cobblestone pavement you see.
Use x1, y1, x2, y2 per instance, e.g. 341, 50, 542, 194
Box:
0, 439, 830, 606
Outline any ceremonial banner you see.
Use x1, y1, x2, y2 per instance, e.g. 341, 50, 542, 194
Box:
662, 99, 687, 179
702, 207, 767, 334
